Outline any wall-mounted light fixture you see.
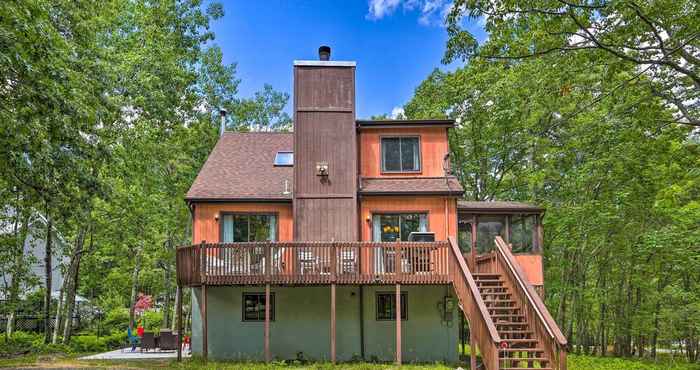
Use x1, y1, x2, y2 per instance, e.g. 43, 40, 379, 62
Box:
214, 212, 220, 222
316, 161, 329, 176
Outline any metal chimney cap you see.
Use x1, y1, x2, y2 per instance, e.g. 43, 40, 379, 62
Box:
318, 45, 331, 61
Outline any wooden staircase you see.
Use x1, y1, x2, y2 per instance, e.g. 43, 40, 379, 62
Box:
475, 272, 552, 369
447, 236, 567, 370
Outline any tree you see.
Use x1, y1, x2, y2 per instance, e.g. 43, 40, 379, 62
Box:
231, 84, 293, 132
405, 45, 699, 358
444, 0, 700, 127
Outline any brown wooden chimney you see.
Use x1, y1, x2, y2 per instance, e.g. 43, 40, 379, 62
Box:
292, 47, 357, 241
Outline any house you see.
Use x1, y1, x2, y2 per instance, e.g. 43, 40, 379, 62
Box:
176, 47, 567, 369
0, 209, 66, 299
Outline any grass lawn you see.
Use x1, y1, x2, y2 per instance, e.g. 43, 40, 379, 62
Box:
2, 354, 700, 369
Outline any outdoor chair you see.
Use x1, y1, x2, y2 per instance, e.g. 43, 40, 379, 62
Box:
298, 249, 319, 274
159, 330, 177, 351
141, 332, 156, 352
339, 249, 357, 274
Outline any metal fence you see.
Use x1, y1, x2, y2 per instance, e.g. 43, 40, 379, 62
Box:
0, 315, 81, 333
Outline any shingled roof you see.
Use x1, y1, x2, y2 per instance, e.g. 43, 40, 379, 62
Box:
359, 177, 464, 196
457, 200, 544, 213
185, 132, 293, 202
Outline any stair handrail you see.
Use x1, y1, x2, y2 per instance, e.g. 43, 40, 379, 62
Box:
494, 236, 567, 369
448, 236, 503, 369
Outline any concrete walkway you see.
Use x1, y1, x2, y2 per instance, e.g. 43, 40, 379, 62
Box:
79, 347, 191, 360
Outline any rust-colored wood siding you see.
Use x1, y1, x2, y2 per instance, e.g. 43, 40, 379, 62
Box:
359, 196, 458, 241
293, 65, 357, 241
514, 254, 544, 286
359, 127, 449, 177
191, 203, 293, 243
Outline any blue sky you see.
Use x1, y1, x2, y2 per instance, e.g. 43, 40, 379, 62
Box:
208, 1, 486, 119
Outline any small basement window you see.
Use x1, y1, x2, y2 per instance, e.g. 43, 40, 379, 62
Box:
376, 292, 407, 320
243, 293, 275, 321
274, 151, 293, 166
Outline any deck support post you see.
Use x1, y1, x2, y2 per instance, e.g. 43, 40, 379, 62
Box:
470, 217, 477, 270
330, 283, 336, 364
176, 285, 183, 362
395, 283, 401, 365
201, 284, 208, 361
469, 323, 476, 370
265, 283, 271, 363
559, 348, 567, 370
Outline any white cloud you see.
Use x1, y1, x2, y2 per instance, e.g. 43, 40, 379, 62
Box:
367, 0, 453, 27
391, 106, 405, 119
366, 0, 402, 20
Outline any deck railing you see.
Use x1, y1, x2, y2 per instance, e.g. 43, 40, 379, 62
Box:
176, 241, 450, 286
476, 237, 568, 370
447, 236, 502, 370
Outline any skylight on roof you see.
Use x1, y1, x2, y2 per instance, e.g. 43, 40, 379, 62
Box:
274, 151, 293, 166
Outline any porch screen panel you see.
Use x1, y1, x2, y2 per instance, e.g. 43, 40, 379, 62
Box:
476, 215, 505, 253
509, 214, 534, 253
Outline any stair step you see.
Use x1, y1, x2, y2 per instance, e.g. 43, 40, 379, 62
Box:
495, 322, 530, 327
489, 307, 521, 311
472, 273, 501, 277
500, 348, 545, 353
474, 278, 503, 282
501, 357, 550, 362
499, 330, 534, 335
476, 280, 504, 285
491, 314, 525, 318
505, 338, 539, 343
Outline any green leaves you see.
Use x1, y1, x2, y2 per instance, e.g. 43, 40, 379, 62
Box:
407, 10, 699, 355
444, 0, 700, 127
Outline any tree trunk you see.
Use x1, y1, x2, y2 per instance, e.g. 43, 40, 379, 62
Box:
128, 246, 143, 331
6, 209, 30, 338
43, 212, 53, 344
62, 226, 86, 344
162, 266, 172, 329
51, 284, 65, 344
599, 302, 607, 356
171, 283, 180, 331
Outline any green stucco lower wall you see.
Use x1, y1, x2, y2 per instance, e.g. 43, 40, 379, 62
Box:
191, 285, 458, 363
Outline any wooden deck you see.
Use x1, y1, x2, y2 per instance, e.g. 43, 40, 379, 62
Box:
176, 241, 450, 286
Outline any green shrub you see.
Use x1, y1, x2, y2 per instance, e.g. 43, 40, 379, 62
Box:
37, 343, 72, 355
0, 332, 33, 356
69, 335, 107, 353
2, 331, 41, 348
102, 307, 129, 335
141, 311, 163, 332
102, 332, 127, 348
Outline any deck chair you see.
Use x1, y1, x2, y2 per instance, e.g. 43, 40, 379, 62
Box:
141, 332, 156, 352
159, 329, 177, 351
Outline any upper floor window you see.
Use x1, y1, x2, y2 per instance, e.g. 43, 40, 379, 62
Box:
274, 151, 293, 166
381, 137, 420, 172
221, 214, 277, 242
